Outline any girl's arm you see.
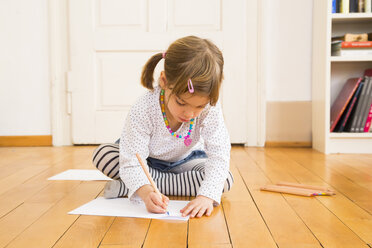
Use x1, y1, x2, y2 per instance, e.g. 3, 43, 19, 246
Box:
118, 94, 155, 201
197, 101, 231, 205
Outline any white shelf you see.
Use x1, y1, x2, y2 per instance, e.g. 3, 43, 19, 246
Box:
330, 56, 372, 62
330, 133, 372, 138
332, 13, 372, 22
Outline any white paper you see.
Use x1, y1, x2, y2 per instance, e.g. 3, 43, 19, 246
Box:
48, 169, 112, 181
69, 197, 190, 221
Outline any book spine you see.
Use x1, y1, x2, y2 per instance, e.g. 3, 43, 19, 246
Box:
366, 0, 372, 12
358, 78, 372, 131
365, 68, 372, 77
337, 0, 341, 12
350, 80, 367, 132
350, 0, 358, 12
333, 0, 337, 12
339, 83, 363, 131
364, 104, 372, 132
363, 77, 372, 131
330, 78, 362, 132
341, 0, 350, 13
341, 41, 372, 48
358, 0, 365, 11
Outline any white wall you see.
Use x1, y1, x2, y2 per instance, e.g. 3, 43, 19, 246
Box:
263, 0, 313, 102
0, 0, 313, 138
0, 0, 50, 136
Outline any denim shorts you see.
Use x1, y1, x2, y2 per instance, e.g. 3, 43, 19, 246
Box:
146, 150, 207, 172
115, 138, 207, 172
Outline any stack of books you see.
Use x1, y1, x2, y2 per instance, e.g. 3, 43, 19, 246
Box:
331, 33, 372, 57
339, 41, 372, 56
330, 70, 372, 133
332, 41, 372, 56
333, 0, 372, 13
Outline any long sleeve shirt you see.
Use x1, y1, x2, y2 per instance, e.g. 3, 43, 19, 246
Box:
119, 85, 231, 205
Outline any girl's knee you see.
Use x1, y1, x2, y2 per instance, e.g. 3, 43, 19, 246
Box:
92, 143, 119, 165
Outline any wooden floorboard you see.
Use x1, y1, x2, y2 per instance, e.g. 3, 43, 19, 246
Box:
271, 148, 372, 245
262, 148, 368, 247
234, 148, 323, 248
282, 148, 372, 215
0, 146, 371, 248
221, 163, 277, 248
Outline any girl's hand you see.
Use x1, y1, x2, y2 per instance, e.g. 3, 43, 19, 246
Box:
136, 185, 169, 213
144, 192, 169, 213
180, 195, 214, 218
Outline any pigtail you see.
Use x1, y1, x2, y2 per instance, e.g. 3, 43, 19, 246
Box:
141, 53, 163, 90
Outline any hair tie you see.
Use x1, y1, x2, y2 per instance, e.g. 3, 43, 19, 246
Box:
188, 79, 194, 93
162, 52, 166, 59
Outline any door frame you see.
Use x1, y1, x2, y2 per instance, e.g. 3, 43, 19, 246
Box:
49, 0, 266, 147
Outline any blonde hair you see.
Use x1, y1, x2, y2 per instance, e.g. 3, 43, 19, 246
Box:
141, 36, 224, 106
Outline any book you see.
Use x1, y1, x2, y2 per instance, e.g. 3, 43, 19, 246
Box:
350, 0, 359, 12
365, 68, 372, 76
335, 81, 364, 132
366, 0, 372, 12
330, 78, 362, 132
341, 0, 350, 13
366, 69, 372, 132
341, 41, 372, 48
331, 40, 342, 56
364, 104, 372, 132
339, 41, 372, 56
333, 0, 337, 13
361, 77, 372, 131
339, 48, 372, 56
358, 0, 365, 11
345, 84, 363, 132
349, 78, 369, 132
357, 77, 372, 132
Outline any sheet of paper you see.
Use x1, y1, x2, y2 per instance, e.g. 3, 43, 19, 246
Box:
48, 169, 112, 181
69, 197, 190, 221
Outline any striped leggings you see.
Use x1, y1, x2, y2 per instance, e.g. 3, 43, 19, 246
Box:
92, 144, 234, 197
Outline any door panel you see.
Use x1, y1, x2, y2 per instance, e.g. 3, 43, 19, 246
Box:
70, 0, 253, 144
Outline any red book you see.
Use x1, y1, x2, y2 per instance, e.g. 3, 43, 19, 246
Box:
330, 78, 362, 132
365, 68, 372, 77
341, 41, 372, 48
364, 104, 372, 132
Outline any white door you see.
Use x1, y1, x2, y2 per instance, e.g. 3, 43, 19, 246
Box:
69, 0, 257, 144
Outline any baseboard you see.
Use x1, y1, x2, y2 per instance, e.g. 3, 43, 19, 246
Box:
265, 141, 312, 148
266, 101, 312, 143
0, 135, 52, 147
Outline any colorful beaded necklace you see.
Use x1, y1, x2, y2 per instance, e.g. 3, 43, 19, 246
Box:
160, 89, 194, 146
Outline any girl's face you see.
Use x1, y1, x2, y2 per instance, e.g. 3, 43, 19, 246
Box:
160, 72, 209, 124
165, 90, 209, 123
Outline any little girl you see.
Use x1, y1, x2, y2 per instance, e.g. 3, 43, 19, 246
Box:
92, 36, 233, 218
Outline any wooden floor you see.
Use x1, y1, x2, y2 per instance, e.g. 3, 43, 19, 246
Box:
0, 146, 372, 248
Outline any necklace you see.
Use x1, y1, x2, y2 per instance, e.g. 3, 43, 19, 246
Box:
160, 89, 194, 146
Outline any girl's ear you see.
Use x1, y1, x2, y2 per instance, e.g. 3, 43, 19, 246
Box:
159, 71, 167, 88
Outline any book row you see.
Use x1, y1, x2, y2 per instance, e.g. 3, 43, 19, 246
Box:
330, 69, 372, 132
333, 0, 372, 13
332, 41, 372, 56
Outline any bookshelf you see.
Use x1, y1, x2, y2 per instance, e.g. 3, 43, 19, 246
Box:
332, 13, 372, 22
312, 0, 372, 153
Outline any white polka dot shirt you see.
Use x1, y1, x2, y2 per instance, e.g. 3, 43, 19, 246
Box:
119, 86, 231, 205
